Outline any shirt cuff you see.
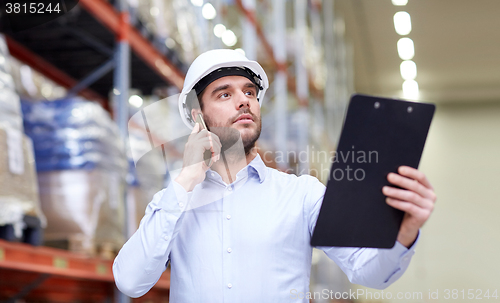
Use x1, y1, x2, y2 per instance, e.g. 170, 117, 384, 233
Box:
381, 230, 420, 265
158, 180, 193, 213
374, 230, 420, 286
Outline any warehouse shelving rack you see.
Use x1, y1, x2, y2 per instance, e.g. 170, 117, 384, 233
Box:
0, 0, 184, 301
0, 0, 324, 300
0, 239, 170, 302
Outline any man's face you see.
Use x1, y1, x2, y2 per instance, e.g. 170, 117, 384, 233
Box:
192, 75, 262, 154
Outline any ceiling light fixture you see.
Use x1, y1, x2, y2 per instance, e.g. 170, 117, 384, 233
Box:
392, 0, 408, 6
150, 7, 159, 17
400, 60, 417, 80
165, 37, 176, 49
394, 11, 412, 35
222, 29, 237, 47
397, 37, 415, 60
235, 48, 245, 56
213, 24, 226, 38
129, 95, 144, 108
191, 0, 203, 7
202, 3, 216, 20
402, 80, 419, 100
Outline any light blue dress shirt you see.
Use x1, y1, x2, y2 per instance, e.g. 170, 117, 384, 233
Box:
113, 154, 417, 302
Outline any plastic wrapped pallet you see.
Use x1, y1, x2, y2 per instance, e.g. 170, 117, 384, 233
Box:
21, 97, 127, 172
38, 169, 125, 256
127, 128, 166, 231
0, 126, 46, 238
95, 170, 126, 259
0, 34, 23, 131
22, 97, 127, 255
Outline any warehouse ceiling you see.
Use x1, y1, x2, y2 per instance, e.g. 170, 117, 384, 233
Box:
1, 0, 498, 106
336, 0, 500, 103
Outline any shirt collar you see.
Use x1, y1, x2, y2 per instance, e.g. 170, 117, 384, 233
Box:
247, 153, 267, 183
205, 153, 267, 184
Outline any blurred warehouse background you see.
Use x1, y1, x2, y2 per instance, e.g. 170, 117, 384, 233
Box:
0, 0, 499, 302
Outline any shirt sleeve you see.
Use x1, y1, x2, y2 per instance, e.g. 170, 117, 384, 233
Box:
113, 180, 191, 298
305, 175, 419, 290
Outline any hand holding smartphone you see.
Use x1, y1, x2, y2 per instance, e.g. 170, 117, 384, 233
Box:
196, 113, 213, 166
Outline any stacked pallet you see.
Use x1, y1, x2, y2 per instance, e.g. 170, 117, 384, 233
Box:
0, 34, 45, 244
22, 97, 128, 258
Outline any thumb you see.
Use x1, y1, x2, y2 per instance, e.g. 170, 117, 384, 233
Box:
189, 123, 200, 139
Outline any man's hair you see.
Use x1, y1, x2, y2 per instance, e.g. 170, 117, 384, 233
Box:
186, 89, 204, 116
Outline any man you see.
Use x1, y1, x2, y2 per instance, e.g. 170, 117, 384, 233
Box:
113, 49, 436, 302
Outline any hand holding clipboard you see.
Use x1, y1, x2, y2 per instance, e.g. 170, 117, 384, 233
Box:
311, 94, 436, 248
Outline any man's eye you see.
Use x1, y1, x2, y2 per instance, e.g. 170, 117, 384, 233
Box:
220, 93, 229, 98
245, 91, 255, 96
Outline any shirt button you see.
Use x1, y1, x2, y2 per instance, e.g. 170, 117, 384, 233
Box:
227, 187, 232, 191
163, 235, 169, 241
226, 215, 231, 220
179, 202, 184, 208
227, 248, 232, 253
227, 283, 232, 289
211, 172, 215, 177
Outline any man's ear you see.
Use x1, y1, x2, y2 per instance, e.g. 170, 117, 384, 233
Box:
191, 108, 201, 122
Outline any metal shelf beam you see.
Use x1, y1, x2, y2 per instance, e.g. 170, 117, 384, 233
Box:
0, 240, 170, 301
79, 0, 185, 90
5, 35, 108, 107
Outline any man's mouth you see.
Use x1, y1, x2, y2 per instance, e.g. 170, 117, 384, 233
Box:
233, 114, 254, 124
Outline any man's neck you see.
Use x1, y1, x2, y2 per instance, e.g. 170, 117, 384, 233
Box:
211, 142, 257, 185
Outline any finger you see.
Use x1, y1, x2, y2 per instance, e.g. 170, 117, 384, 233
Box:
209, 133, 222, 161
210, 132, 222, 148
185, 131, 210, 151
198, 137, 214, 150
207, 132, 216, 159
386, 198, 421, 216
186, 137, 213, 154
387, 172, 435, 201
386, 197, 431, 220
193, 129, 210, 141
398, 166, 434, 191
189, 123, 200, 140
382, 186, 432, 210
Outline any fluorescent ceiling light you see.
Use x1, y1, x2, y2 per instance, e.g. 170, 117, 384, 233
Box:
222, 29, 237, 47
150, 7, 159, 17
202, 3, 216, 20
392, 0, 408, 6
394, 11, 412, 35
403, 80, 419, 99
191, 0, 203, 7
165, 37, 176, 49
213, 24, 226, 38
400, 60, 417, 80
397, 37, 415, 60
235, 48, 245, 56
129, 95, 144, 108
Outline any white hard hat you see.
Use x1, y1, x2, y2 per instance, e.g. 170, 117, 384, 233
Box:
178, 49, 269, 129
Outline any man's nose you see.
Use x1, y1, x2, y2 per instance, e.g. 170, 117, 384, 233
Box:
236, 90, 250, 109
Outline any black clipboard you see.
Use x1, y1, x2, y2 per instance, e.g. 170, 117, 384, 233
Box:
311, 94, 435, 248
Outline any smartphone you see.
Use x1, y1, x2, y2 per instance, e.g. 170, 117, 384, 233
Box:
196, 113, 213, 166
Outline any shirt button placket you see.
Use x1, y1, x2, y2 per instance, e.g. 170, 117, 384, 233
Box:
222, 184, 233, 299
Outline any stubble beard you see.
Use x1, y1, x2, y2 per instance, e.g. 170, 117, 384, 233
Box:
203, 108, 261, 156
